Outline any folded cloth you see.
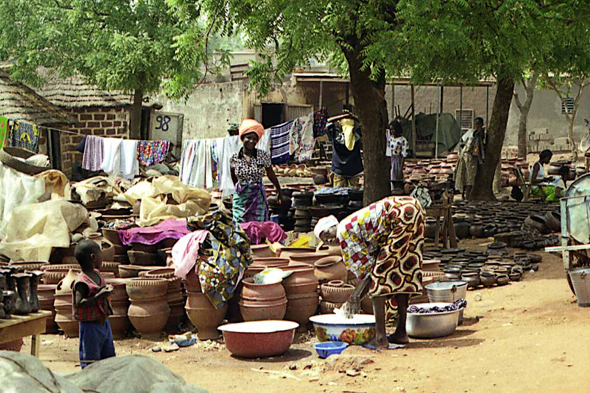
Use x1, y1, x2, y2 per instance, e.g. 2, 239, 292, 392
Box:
270, 120, 293, 165
138, 140, 170, 167
172, 230, 209, 280
118, 219, 192, 246
82, 136, 104, 171
240, 221, 287, 245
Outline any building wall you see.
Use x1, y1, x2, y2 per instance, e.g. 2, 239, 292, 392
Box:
59, 106, 129, 176
155, 81, 246, 140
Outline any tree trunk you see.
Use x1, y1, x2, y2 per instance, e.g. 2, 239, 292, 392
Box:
470, 77, 515, 201
568, 119, 577, 162
130, 88, 143, 139
517, 110, 529, 159
516, 73, 538, 159
342, 41, 390, 206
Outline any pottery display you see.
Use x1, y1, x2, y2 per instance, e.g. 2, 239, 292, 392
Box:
241, 278, 286, 301
251, 257, 290, 268
251, 244, 273, 258
127, 250, 160, 266
28, 271, 42, 312
126, 278, 168, 301
185, 291, 227, 340
320, 282, 355, 303
13, 273, 32, 315
314, 256, 348, 283
54, 293, 79, 337
128, 298, 170, 335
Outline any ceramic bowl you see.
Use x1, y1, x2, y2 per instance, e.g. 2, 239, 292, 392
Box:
219, 320, 298, 358
309, 314, 376, 345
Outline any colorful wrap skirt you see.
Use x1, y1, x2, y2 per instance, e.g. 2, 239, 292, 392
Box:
232, 182, 270, 224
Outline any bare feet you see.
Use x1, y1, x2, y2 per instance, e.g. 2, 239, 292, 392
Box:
368, 334, 390, 349
387, 332, 409, 345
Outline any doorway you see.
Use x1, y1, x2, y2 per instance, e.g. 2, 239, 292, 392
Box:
261, 103, 285, 128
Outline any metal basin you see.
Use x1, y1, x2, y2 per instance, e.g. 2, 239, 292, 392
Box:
406, 302, 460, 338
425, 280, 467, 324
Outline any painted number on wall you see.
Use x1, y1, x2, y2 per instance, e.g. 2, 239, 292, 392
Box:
155, 115, 172, 132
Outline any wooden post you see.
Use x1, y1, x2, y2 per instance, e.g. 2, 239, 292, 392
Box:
411, 84, 417, 157
459, 85, 463, 125
391, 83, 395, 122
486, 85, 490, 126
319, 80, 323, 109
440, 85, 444, 113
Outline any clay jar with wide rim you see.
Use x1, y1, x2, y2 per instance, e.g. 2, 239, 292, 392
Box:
125, 278, 168, 301
128, 299, 170, 335
320, 282, 355, 303
284, 292, 319, 330
251, 257, 290, 269
316, 243, 342, 257
241, 278, 286, 301
54, 292, 78, 337
183, 268, 201, 292
185, 291, 227, 340
276, 247, 313, 260
105, 278, 130, 302
314, 256, 348, 284
288, 252, 329, 266
239, 278, 287, 321
251, 244, 273, 258
280, 263, 319, 296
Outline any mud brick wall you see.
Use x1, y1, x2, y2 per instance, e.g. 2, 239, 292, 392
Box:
60, 106, 130, 177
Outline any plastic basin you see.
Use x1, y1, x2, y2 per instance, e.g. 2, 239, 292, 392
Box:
314, 342, 349, 358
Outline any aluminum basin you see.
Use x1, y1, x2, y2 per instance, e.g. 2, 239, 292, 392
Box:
406, 302, 460, 338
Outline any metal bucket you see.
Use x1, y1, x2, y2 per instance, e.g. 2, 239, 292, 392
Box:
568, 268, 590, 307
425, 280, 467, 324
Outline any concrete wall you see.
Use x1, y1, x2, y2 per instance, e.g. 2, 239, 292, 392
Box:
506, 84, 590, 146
155, 81, 246, 140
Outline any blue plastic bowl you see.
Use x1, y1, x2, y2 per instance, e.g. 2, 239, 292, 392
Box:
314, 341, 349, 359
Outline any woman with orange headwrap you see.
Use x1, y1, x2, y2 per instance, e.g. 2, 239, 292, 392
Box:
230, 119, 283, 224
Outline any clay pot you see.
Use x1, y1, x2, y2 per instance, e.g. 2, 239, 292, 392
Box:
109, 314, 131, 338
42, 268, 80, 285
2, 290, 16, 316
100, 241, 116, 262
28, 272, 41, 313
13, 273, 32, 315
118, 265, 153, 278
314, 256, 348, 283
470, 221, 484, 238
251, 244, 273, 258
316, 243, 341, 257
9, 261, 50, 272
183, 268, 201, 292
251, 257, 290, 268
131, 243, 158, 253
288, 252, 329, 266
461, 272, 480, 289
496, 274, 509, 286
55, 270, 78, 295
105, 278, 130, 301
128, 298, 170, 335
320, 283, 355, 303
0, 338, 24, 352
481, 274, 496, 288
100, 262, 120, 277
454, 221, 470, 239
165, 301, 186, 333
544, 211, 561, 233
144, 267, 176, 279
423, 260, 441, 272
524, 215, 549, 234
281, 263, 319, 295
241, 278, 286, 301
284, 292, 319, 330
276, 247, 313, 260
185, 291, 227, 340
319, 300, 343, 314
361, 296, 373, 314
126, 278, 168, 301
239, 297, 287, 321
102, 228, 121, 245
54, 293, 78, 337
127, 250, 160, 266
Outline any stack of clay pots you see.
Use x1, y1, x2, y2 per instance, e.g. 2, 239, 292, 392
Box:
239, 278, 287, 321
126, 278, 170, 335
38, 284, 58, 333
185, 269, 228, 340
0, 267, 17, 319
314, 256, 348, 284
42, 264, 80, 285
319, 281, 355, 314
143, 268, 184, 333
54, 270, 79, 337
105, 278, 131, 338
280, 262, 319, 331
293, 192, 314, 233
128, 244, 160, 267
103, 228, 129, 266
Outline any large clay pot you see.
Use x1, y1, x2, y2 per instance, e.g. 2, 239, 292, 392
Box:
316, 243, 341, 257
127, 250, 160, 266
54, 293, 78, 337
288, 252, 330, 266
314, 256, 348, 283
544, 211, 561, 233
470, 221, 484, 238
524, 215, 550, 234
13, 273, 32, 315
109, 315, 131, 338
251, 244, 273, 258
105, 278, 129, 301
241, 278, 286, 301
0, 338, 24, 352
144, 267, 176, 279
126, 278, 168, 301
183, 268, 201, 292
185, 291, 227, 340
320, 282, 355, 303
128, 298, 170, 335
251, 257, 290, 268
276, 247, 313, 260
100, 262, 120, 277
281, 263, 319, 295
239, 297, 287, 321
118, 265, 153, 278
55, 270, 78, 295
284, 292, 319, 330
9, 261, 49, 271
165, 301, 186, 333
454, 221, 470, 239
102, 228, 122, 245
101, 240, 116, 262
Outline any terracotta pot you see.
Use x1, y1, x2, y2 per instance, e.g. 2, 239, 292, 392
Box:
239, 297, 287, 321
524, 215, 550, 234
281, 263, 319, 295
251, 257, 290, 268
241, 278, 286, 301
159, 238, 178, 249
244, 265, 266, 279
114, 244, 129, 256
118, 265, 153, 278
100, 241, 116, 262
54, 294, 79, 337
454, 221, 470, 239
109, 315, 131, 338
9, 261, 50, 272
131, 243, 158, 253
276, 247, 313, 260
165, 301, 186, 333
470, 221, 484, 238
110, 299, 130, 315
284, 292, 319, 330
128, 298, 170, 334
105, 278, 129, 301
320, 283, 354, 303
0, 338, 24, 352
127, 250, 160, 266
316, 243, 341, 256
144, 267, 176, 279
319, 300, 343, 314
251, 244, 273, 258
422, 260, 441, 272
55, 270, 79, 295
100, 262, 120, 277
185, 292, 227, 340
544, 211, 561, 233
126, 278, 168, 301
42, 268, 80, 285
314, 256, 347, 283
102, 228, 121, 245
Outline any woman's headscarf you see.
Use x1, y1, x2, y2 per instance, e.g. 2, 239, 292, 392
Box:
239, 119, 265, 143
314, 215, 340, 239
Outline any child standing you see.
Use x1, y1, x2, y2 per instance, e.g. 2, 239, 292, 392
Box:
73, 240, 115, 369
387, 121, 409, 192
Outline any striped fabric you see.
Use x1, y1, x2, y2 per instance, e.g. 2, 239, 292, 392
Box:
270, 120, 293, 164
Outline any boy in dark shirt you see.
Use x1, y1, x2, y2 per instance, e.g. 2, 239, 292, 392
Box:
73, 240, 115, 369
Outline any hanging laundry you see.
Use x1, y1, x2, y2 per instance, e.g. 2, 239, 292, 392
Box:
137, 140, 170, 167
313, 109, 328, 138
0, 116, 10, 149
100, 138, 139, 180
257, 126, 272, 154
179, 139, 214, 189
213, 136, 241, 198
270, 120, 293, 165
289, 113, 315, 162
10, 120, 40, 153
82, 135, 104, 171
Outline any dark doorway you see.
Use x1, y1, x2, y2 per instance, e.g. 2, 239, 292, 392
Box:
140, 108, 152, 140
47, 129, 62, 170
261, 103, 285, 128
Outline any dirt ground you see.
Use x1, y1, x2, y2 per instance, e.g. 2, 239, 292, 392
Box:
35, 238, 590, 393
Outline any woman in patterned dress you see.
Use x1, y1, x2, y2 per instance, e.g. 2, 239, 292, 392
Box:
315, 196, 425, 348
230, 119, 283, 224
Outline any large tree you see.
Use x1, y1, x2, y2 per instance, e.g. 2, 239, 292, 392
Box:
0, 0, 212, 138
514, 72, 539, 159
398, 0, 590, 200
170, 0, 399, 204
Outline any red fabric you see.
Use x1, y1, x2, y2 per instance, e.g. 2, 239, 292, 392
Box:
72, 270, 108, 322
118, 219, 191, 246
240, 221, 287, 245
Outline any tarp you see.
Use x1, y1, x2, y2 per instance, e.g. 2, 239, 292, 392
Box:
400, 112, 462, 155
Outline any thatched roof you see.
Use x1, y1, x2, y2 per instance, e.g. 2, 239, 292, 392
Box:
0, 70, 76, 126
37, 72, 134, 109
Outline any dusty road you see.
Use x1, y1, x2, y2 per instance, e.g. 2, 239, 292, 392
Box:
36, 241, 590, 393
